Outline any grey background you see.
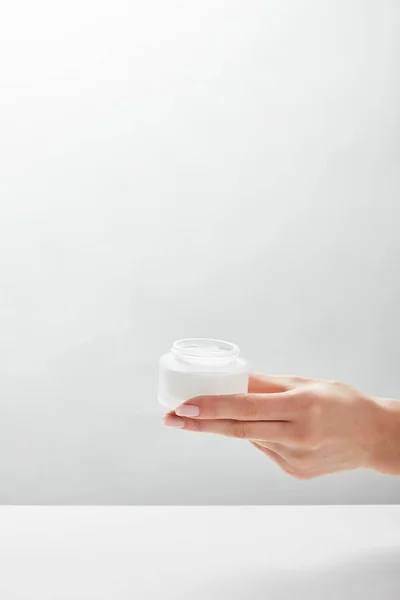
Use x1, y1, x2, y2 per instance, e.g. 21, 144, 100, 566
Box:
0, 0, 399, 503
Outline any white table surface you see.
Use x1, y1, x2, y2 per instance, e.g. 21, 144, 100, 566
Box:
0, 506, 399, 599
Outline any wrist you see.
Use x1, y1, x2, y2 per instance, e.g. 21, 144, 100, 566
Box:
368, 397, 400, 475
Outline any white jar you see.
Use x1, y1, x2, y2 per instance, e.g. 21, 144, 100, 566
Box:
158, 338, 249, 410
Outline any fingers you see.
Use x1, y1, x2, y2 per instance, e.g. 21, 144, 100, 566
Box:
250, 441, 290, 471
248, 373, 312, 393
162, 414, 292, 442
175, 390, 298, 421
248, 374, 293, 393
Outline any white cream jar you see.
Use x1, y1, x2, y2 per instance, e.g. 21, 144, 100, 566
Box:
158, 338, 249, 410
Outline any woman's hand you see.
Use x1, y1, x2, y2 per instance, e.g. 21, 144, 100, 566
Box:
162, 374, 400, 479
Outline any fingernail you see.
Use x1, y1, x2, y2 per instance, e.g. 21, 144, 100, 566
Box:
175, 405, 200, 417
163, 415, 185, 429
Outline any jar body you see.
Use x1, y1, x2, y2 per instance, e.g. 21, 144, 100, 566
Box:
158, 339, 248, 410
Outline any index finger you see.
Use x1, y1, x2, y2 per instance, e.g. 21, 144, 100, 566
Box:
174, 390, 298, 421
248, 373, 312, 393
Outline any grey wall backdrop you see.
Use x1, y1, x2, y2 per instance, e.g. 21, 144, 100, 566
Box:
0, 0, 399, 504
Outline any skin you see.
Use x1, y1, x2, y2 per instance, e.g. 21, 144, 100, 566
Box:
162, 373, 400, 479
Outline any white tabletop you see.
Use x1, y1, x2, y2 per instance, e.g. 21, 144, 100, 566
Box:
0, 506, 399, 599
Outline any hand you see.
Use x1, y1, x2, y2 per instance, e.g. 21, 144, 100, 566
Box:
162, 373, 400, 479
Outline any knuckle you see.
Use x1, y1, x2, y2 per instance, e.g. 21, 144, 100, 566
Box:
231, 422, 249, 439
189, 419, 203, 432
238, 396, 260, 420
290, 376, 311, 387
329, 379, 346, 389
295, 388, 318, 411
292, 424, 320, 449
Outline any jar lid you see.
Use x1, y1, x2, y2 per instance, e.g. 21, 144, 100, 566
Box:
171, 338, 240, 363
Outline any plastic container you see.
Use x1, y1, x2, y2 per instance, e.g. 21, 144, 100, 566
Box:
158, 338, 249, 410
